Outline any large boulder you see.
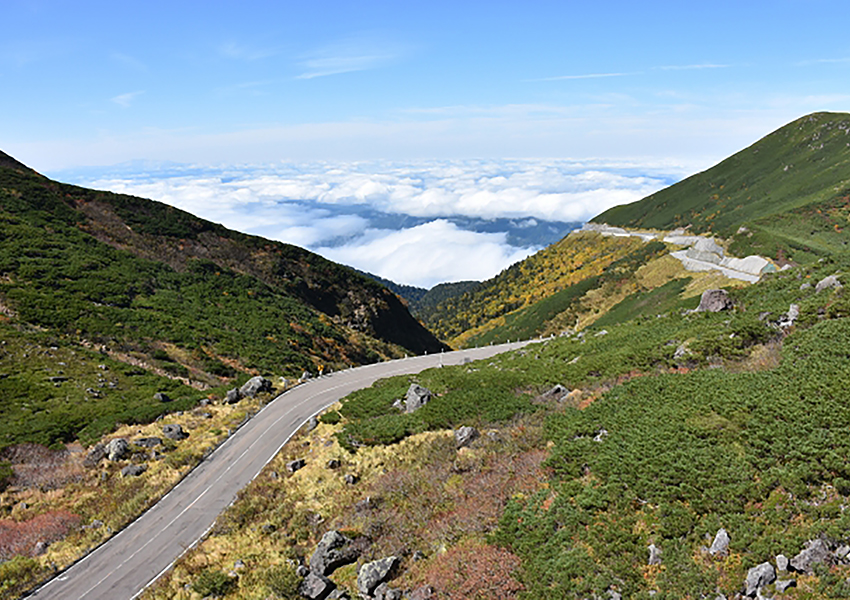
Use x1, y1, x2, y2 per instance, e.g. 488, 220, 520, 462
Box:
709, 528, 730, 557
106, 438, 129, 461
162, 424, 188, 441
815, 275, 842, 293
240, 376, 273, 398
789, 538, 833, 574
300, 571, 336, 600
310, 530, 360, 576
224, 388, 242, 404
357, 557, 398, 599
404, 384, 431, 413
744, 562, 775, 597
697, 289, 733, 312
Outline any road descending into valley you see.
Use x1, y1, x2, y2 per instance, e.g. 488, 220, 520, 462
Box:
31, 341, 530, 600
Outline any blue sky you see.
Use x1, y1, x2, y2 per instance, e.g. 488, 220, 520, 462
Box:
4, 0, 850, 169
3, 1, 850, 286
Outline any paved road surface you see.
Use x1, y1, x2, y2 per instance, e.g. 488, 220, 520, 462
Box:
30, 342, 530, 600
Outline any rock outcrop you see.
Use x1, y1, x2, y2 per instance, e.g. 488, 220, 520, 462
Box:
240, 376, 273, 398
106, 438, 129, 461
709, 528, 730, 557
404, 384, 431, 413
162, 424, 188, 440
697, 289, 733, 313
309, 531, 360, 577
744, 562, 775, 597
357, 557, 398, 599
815, 275, 842, 293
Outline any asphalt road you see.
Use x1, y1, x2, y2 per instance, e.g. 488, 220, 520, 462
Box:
30, 341, 530, 600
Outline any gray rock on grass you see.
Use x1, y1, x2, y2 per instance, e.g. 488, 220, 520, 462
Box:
162, 424, 188, 440
287, 458, 306, 473
744, 562, 775, 597
85, 443, 106, 466
240, 376, 273, 398
106, 438, 129, 461
357, 557, 398, 598
815, 275, 842, 293
789, 538, 832, 574
454, 426, 479, 448
299, 571, 335, 600
310, 530, 360, 576
224, 388, 242, 404
121, 464, 147, 478
648, 543, 662, 565
404, 384, 431, 413
697, 289, 733, 312
709, 528, 730, 557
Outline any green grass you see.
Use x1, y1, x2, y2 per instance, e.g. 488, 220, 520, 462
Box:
595, 112, 850, 261
593, 278, 695, 328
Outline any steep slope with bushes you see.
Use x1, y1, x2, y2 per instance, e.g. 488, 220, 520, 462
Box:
594, 111, 850, 262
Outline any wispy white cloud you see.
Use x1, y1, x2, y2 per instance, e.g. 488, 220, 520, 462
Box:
296, 36, 404, 79
111, 90, 144, 108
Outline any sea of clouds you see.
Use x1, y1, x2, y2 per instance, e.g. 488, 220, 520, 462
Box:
57, 159, 684, 288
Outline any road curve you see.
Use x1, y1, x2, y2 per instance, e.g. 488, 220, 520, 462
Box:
30, 342, 530, 600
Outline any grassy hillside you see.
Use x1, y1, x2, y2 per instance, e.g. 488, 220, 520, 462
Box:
142, 252, 850, 600
0, 152, 444, 450
594, 112, 850, 262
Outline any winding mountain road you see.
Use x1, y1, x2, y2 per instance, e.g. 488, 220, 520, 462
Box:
30, 342, 530, 600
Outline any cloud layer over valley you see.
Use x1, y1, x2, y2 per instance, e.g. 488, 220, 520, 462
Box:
59, 159, 680, 288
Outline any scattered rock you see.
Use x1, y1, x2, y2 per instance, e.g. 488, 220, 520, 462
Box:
106, 438, 130, 461
697, 289, 733, 313
709, 528, 730, 557
789, 538, 833, 574
357, 557, 398, 599
233, 559, 245, 570
301, 371, 312, 381
344, 474, 359, 485
776, 554, 789, 571
593, 428, 609, 443
309, 530, 360, 576
372, 583, 402, 600
85, 443, 106, 466
595, 329, 609, 337
299, 571, 336, 600
815, 275, 842, 293
240, 376, 273, 398
134, 437, 162, 448
537, 384, 568, 403
224, 388, 242, 404
85, 388, 101, 398
153, 392, 171, 403
296, 564, 310, 577
305, 416, 319, 433
326, 459, 341, 469
412, 550, 427, 562
834, 544, 850, 560
776, 304, 799, 329
454, 426, 479, 448
89, 520, 103, 529
744, 562, 776, 597
648, 543, 662, 565
33, 541, 49, 556
800, 283, 812, 291
327, 590, 351, 600
408, 585, 437, 600
261, 523, 276, 534
287, 459, 306, 473
199, 398, 211, 406
673, 344, 689, 360
775, 579, 796, 592
47, 376, 68, 383
121, 464, 147, 478
404, 384, 431, 413
162, 424, 188, 441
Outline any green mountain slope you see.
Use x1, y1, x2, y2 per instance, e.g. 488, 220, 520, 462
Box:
0, 152, 445, 448
594, 111, 850, 262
